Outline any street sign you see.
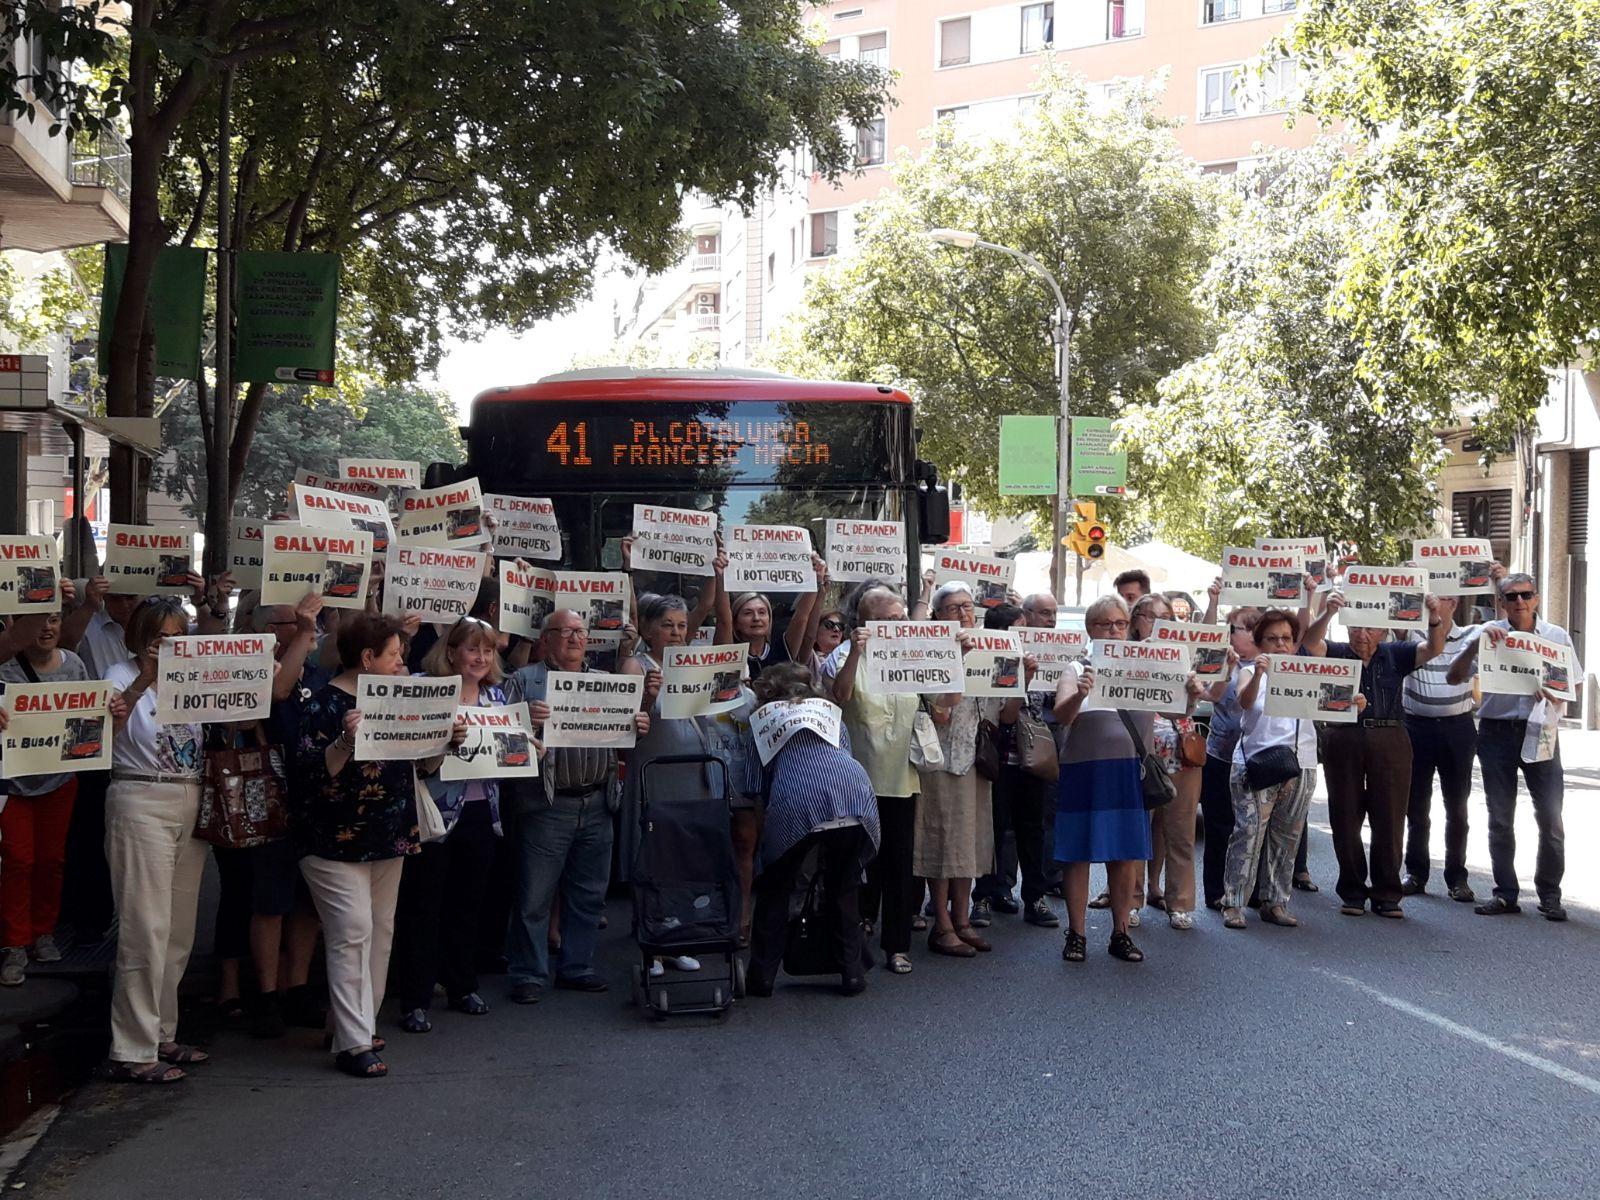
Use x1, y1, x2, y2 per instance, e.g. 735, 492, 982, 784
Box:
998, 415, 1057, 496
1069, 416, 1127, 495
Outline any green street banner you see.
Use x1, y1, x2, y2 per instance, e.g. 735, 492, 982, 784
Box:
998, 415, 1057, 496
235, 251, 339, 385
1069, 416, 1128, 495
97, 244, 207, 379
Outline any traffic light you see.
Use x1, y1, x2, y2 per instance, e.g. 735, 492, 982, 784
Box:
1064, 501, 1108, 560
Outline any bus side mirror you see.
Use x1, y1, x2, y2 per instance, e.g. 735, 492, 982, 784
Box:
915, 459, 950, 545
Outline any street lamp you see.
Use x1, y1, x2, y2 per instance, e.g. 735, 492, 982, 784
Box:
927, 228, 1074, 597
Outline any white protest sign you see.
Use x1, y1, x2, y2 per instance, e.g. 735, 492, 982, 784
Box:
826, 519, 907, 585
154, 634, 274, 724
294, 468, 387, 501
1013, 626, 1089, 688
104, 524, 196, 596
963, 631, 1025, 699
261, 524, 372, 609
1219, 547, 1305, 606
544, 671, 643, 749
1258, 538, 1329, 588
1338, 565, 1429, 631
0, 680, 113, 775
500, 563, 556, 639
933, 549, 1016, 610
1150, 620, 1229, 678
750, 698, 842, 765
382, 545, 486, 621
0, 536, 60, 615
396, 478, 486, 549
659, 643, 749, 719
726, 525, 815, 592
863, 620, 964, 694
338, 458, 421, 490
353, 673, 462, 760
1411, 539, 1495, 595
440, 702, 539, 781
1479, 630, 1575, 700
553, 571, 631, 647
1260, 655, 1363, 724
229, 519, 265, 590
630, 504, 717, 576
486, 494, 562, 561
1084, 639, 1192, 713
294, 483, 395, 555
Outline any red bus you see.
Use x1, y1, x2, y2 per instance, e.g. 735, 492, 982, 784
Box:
429, 368, 950, 613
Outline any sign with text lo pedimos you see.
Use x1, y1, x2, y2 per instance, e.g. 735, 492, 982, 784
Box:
234, 251, 339, 385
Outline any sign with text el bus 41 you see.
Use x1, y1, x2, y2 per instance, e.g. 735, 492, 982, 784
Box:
1068, 416, 1127, 496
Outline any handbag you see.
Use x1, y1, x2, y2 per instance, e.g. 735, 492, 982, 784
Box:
909, 701, 945, 770
1116, 709, 1176, 810
783, 845, 839, 977
1015, 710, 1059, 782
1244, 744, 1301, 791
195, 726, 289, 849
413, 768, 448, 843
974, 717, 1002, 782
1179, 726, 1208, 769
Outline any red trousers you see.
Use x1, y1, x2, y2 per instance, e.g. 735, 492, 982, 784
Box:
0, 778, 78, 948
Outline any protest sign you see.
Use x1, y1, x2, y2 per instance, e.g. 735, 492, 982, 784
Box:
1150, 620, 1229, 677
1338, 565, 1429, 631
155, 635, 274, 724
294, 468, 387, 501
105, 524, 196, 596
0, 535, 60, 615
543, 671, 643, 749
441, 702, 539, 781
825, 519, 907, 585
553, 571, 631, 646
1260, 655, 1363, 724
1013, 626, 1089, 688
382, 545, 487, 621
1479, 630, 1576, 700
750, 698, 843, 765
963, 630, 1026, 699
486, 494, 562, 561
659, 643, 749, 718
726, 525, 815, 592
932, 549, 1016, 610
1258, 538, 1328, 588
1411, 539, 1495, 595
500, 563, 556, 639
1084, 639, 1192, 713
229, 519, 265, 589
630, 504, 717, 576
353, 673, 461, 760
338, 458, 421, 490
294, 483, 395, 554
261, 524, 372, 609
396, 479, 486, 549
863, 620, 964, 694
1219, 547, 1305, 606
0, 680, 113, 775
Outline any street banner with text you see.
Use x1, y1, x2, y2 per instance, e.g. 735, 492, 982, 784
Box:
261, 524, 372, 609
825, 519, 907, 585
999, 415, 1058, 496
155, 635, 274, 724
963, 630, 1026, 699
863, 620, 963, 694
544, 671, 643, 749
1260, 655, 1362, 723
441, 703, 539, 781
933, 549, 1016, 609
234, 250, 338, 385
397, 479, 486, 549
1084, 639, 1192, 713
1150, 620, 1229, 677
105, 525, 196, 596
631, 504, 717, 576
353, 673, 461, 760
0, 680, 113, 775
726, 525, 815, 592
660, 643, 749, 719
1411, 539, 1495, 596
1014, 626, 1088, 688
0, 536, 60, 615
750, 698, 842, 765
1069, 416, 1128, 495
382, 545, 487, 621
1339, 565, 1429, 631
1479, 630, 1575, 700
1219, 547, 1305, 606
486, 494, 562, 561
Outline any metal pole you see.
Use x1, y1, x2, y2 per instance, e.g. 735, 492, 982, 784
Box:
207, 67, 234, 579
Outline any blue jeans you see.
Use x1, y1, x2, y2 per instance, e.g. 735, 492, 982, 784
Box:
506, 789, 613, 988
1477, 718, 1564, 905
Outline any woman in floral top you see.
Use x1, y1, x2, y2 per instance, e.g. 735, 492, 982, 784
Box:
291, 612, 464, 1080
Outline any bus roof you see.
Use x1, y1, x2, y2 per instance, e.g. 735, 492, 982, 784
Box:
470, 367, 911, 408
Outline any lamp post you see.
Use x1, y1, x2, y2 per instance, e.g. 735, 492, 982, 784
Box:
929, 228, 1073, 596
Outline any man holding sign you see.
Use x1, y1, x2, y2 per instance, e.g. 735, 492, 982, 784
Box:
1447, 572, 1577, 920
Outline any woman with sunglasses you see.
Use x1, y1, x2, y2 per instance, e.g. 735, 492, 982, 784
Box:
99, 597, 209, 1084
392, 616, 507, 1033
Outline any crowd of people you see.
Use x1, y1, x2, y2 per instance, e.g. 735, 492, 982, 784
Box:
0, 541, 1575, 1083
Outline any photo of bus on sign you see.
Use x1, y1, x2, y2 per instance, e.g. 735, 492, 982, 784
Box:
18, 565, 56, 604
1318, 682, 1356, 714
1543, 661, 1570, 693
157, 554, 191, 589
495, 731, 532, 768
1268, 571, 1301, 601
447, 506, 483, 540
354, 517, 389, 553
323, 560, 365, 599
591, 599, 625, 631
977, 580, 1009, 609
991, 655, 1021, 690
1458, 560, 1494, 590
1388, 592, 1424, 622
62, 716, 106, 761
711, 670, 743, 704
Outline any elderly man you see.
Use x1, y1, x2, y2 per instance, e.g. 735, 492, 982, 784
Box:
503, 609, 650, 1003
1447, 572, 1576, 920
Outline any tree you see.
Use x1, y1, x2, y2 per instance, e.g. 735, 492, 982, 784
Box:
764, 69, 1220, 527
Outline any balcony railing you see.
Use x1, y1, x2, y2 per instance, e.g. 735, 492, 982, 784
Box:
71, 123, 131, 205
691, 252, 720, 272
693, 312, 721, 331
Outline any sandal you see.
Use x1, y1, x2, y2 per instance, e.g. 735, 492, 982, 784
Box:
157, 1042, 210, 1065
953, 925, 993, 953
100, 1059, 185, 1085
1087, 892, 1112, 909
1223, 907, 1247, 929
928, 929, 977, 958
400, 1008, 432, 1033
449, 992, 490, 1016
1260, 904, 1299, 927
887, 953, 913, 975
1292, 873, 1319, 893
911, 913, 928, 932
334, 1049, 387, 1079
1108, 931, 1144, 962
1148, 897, 1168, 912
1061, 931, 1087, 963
216, 996, 247, 1021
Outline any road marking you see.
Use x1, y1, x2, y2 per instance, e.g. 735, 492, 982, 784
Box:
1319, 969, 1600, 1098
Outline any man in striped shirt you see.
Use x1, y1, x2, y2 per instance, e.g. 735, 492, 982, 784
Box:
1401, 595, 1481, 902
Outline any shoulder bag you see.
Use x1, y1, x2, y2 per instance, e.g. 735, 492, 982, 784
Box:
1116, 709, 1176, 810
1179, 724, 1209, 769
1015, 710, 1059, 782
195, 725, 289, 849
974, 717, 1002, 782
909, 699, 945, 770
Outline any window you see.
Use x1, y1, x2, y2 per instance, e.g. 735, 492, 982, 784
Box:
834, 7, 864, 18
820, 38, 841, 60
1021, 3, 1054, 52
939, 17, 971, 67
1203, 0, 1240, 23
809, 211, 839, 257
935, 105, 970, 145
767, 252, 777, 290
789, 226, 797, 266
855, 117, 886, 166
1108, 0, 1144, 38
1201, 66, 1240, 119
1261, 57, 1297, 110
1263, 0, 1297, 11
858, 31, 888, 69
1452, 489, 1513, 566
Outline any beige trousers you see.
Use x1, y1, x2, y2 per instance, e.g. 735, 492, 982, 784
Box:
300, 855, 404, 1054
1144, 766, 1201, 913
105, 779, 209, 1064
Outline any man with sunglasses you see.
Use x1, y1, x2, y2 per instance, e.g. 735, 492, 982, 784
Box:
1447, 572, 1575, 920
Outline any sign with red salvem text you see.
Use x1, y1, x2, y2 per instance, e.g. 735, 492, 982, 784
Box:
0, 535, 60, 615
1257, 538, 1329, 587
1259, 655, 1363, 724
396, 479, 486, 549
1219, 546, 1305, 606
1411, 539, 1495, 596
338, 458, 421, 490
933, 549, 1016, 609
261, 523, 372, 609
1479, 630, 1576, 700
0, 680, 113, 775
1150, 620, 1229, 677
963, 630, 1025, 699
552, 571, 631, 649
500, 563, 555, 639
229, 519, 265, 590
155, 635, 274, 723
105, 524, 195, 596
440, 702, 539, 781
1338, 565, 1429, 631
293, 483, 394, 555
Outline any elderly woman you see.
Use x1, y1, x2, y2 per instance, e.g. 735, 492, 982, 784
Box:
745, 663, 879, 997
1198, 602, 1262, 909
823, 582, 921, 974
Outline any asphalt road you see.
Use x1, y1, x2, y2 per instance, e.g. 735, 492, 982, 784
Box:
13, 780, 1600, 1200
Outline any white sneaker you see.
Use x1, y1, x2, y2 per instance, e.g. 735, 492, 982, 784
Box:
31, 934, 61, 963
648, 959, 665, 978
668, 955, 701, 972
1168, 911, 1195, 931
0, 947, 26, 987
1127, 909, 1141, 929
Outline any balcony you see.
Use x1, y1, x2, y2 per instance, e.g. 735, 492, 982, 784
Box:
691, 252, 720, 272
0, 109, 130, 252
693, 311, 721, 331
